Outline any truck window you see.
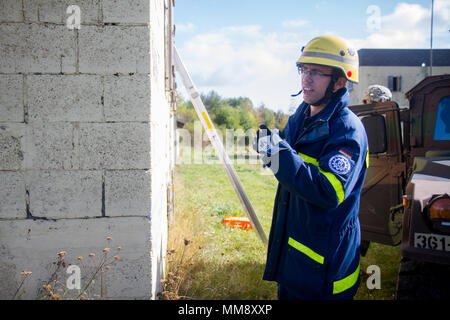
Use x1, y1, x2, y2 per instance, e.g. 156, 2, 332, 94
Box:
434, 96, 450, 141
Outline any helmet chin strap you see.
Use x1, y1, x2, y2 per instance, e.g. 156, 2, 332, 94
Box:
291, 89, 303, 97
310, 75, 338, 107
292, 70, 341, 107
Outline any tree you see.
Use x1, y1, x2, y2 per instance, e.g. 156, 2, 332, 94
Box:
201, 91, 224, 114
226, 97, 253, 110
214, 105, 241, 129
274, 110, 289, 130
176, 90, 288, 134
238, 109, 257, 130
256, 104, 275, 128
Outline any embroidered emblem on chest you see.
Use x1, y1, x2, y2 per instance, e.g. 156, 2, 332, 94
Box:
328, 154, 351, 175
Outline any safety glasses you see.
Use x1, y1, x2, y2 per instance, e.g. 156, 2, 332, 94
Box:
298, 66, 333, 79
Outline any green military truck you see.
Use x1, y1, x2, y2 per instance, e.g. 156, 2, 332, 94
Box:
350, 74, 450, 299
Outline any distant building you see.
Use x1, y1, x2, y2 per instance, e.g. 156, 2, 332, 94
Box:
349, 49, 450, 107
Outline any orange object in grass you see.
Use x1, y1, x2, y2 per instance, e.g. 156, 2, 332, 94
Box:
223, 216, 253, 230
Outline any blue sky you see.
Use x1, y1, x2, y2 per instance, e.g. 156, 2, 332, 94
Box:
174, 1, 450, 113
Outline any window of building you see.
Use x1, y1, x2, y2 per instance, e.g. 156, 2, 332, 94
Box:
388, 76, 402, 92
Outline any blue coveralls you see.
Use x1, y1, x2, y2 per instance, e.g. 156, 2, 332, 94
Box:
263, 88, 368, 300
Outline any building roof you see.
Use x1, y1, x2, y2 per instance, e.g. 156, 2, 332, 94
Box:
358, 49, 450, 67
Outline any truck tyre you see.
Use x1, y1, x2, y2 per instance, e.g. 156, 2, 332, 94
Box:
395, 257, 450, 300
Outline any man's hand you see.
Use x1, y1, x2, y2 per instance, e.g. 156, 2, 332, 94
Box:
253, 124, 282, 165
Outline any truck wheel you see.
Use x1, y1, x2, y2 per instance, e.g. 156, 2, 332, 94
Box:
395, 257, 450, 300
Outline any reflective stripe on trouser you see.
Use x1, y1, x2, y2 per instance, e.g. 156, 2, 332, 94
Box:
288, 236, 360, 295
333, 264, 360, 294
298, 153, 345, 204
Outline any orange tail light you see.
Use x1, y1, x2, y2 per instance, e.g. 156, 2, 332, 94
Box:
429, 198, 450, 220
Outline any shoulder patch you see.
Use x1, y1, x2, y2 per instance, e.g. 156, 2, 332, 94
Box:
328, 154, 352, 175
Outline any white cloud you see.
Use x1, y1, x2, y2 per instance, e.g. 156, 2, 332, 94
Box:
435, 0, 450, 20
176, 22, 196, 33
383, 3, 429, 27
178, 26, 305, 113
434, 0, 450, 37
352, 1, 449, 48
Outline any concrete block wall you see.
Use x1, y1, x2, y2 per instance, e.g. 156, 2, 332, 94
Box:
0, 0, 174, 299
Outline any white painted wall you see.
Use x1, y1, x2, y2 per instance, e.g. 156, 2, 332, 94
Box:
349, 66, 450, 107
0, 0, 174, 300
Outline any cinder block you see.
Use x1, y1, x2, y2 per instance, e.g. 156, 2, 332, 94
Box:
0, 23, 76, 73
104, 75, 150, 121
105, 170, 151, 217
24, 123, 75, 170
23, 0, 100, 24
28, 170, 102, 219
0, 216, 156, 299
27, 75, 103, 122
0, 172, 26, 219
0, 123, 26, 170
0, 75, 24, 122
0, 0, 23, 22
78, 25, 150, 74
78, 123, 151, 170
102, 0, 149, 24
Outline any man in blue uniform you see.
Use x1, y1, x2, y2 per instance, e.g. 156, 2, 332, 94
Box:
255, 35, 369, 300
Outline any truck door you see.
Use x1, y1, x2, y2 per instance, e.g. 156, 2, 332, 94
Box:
350, 102, 405, 246
408, 79, 450, 159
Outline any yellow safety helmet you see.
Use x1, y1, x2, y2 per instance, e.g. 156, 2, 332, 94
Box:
297, 35, 359, 83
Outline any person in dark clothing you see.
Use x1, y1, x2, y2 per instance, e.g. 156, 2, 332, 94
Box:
254, 35, 369, 300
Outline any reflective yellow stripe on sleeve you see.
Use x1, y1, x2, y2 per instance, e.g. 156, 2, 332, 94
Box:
298, 153, 345, 205
365, 146, 370, 168
333, 264, 360, 294
288, 237, 324, 265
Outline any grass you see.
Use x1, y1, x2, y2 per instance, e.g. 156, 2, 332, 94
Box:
356, 242, 401, 300
163, 150, 401, 300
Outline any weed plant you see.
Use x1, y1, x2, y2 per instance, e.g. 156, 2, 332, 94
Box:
12, 237, 123, 300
